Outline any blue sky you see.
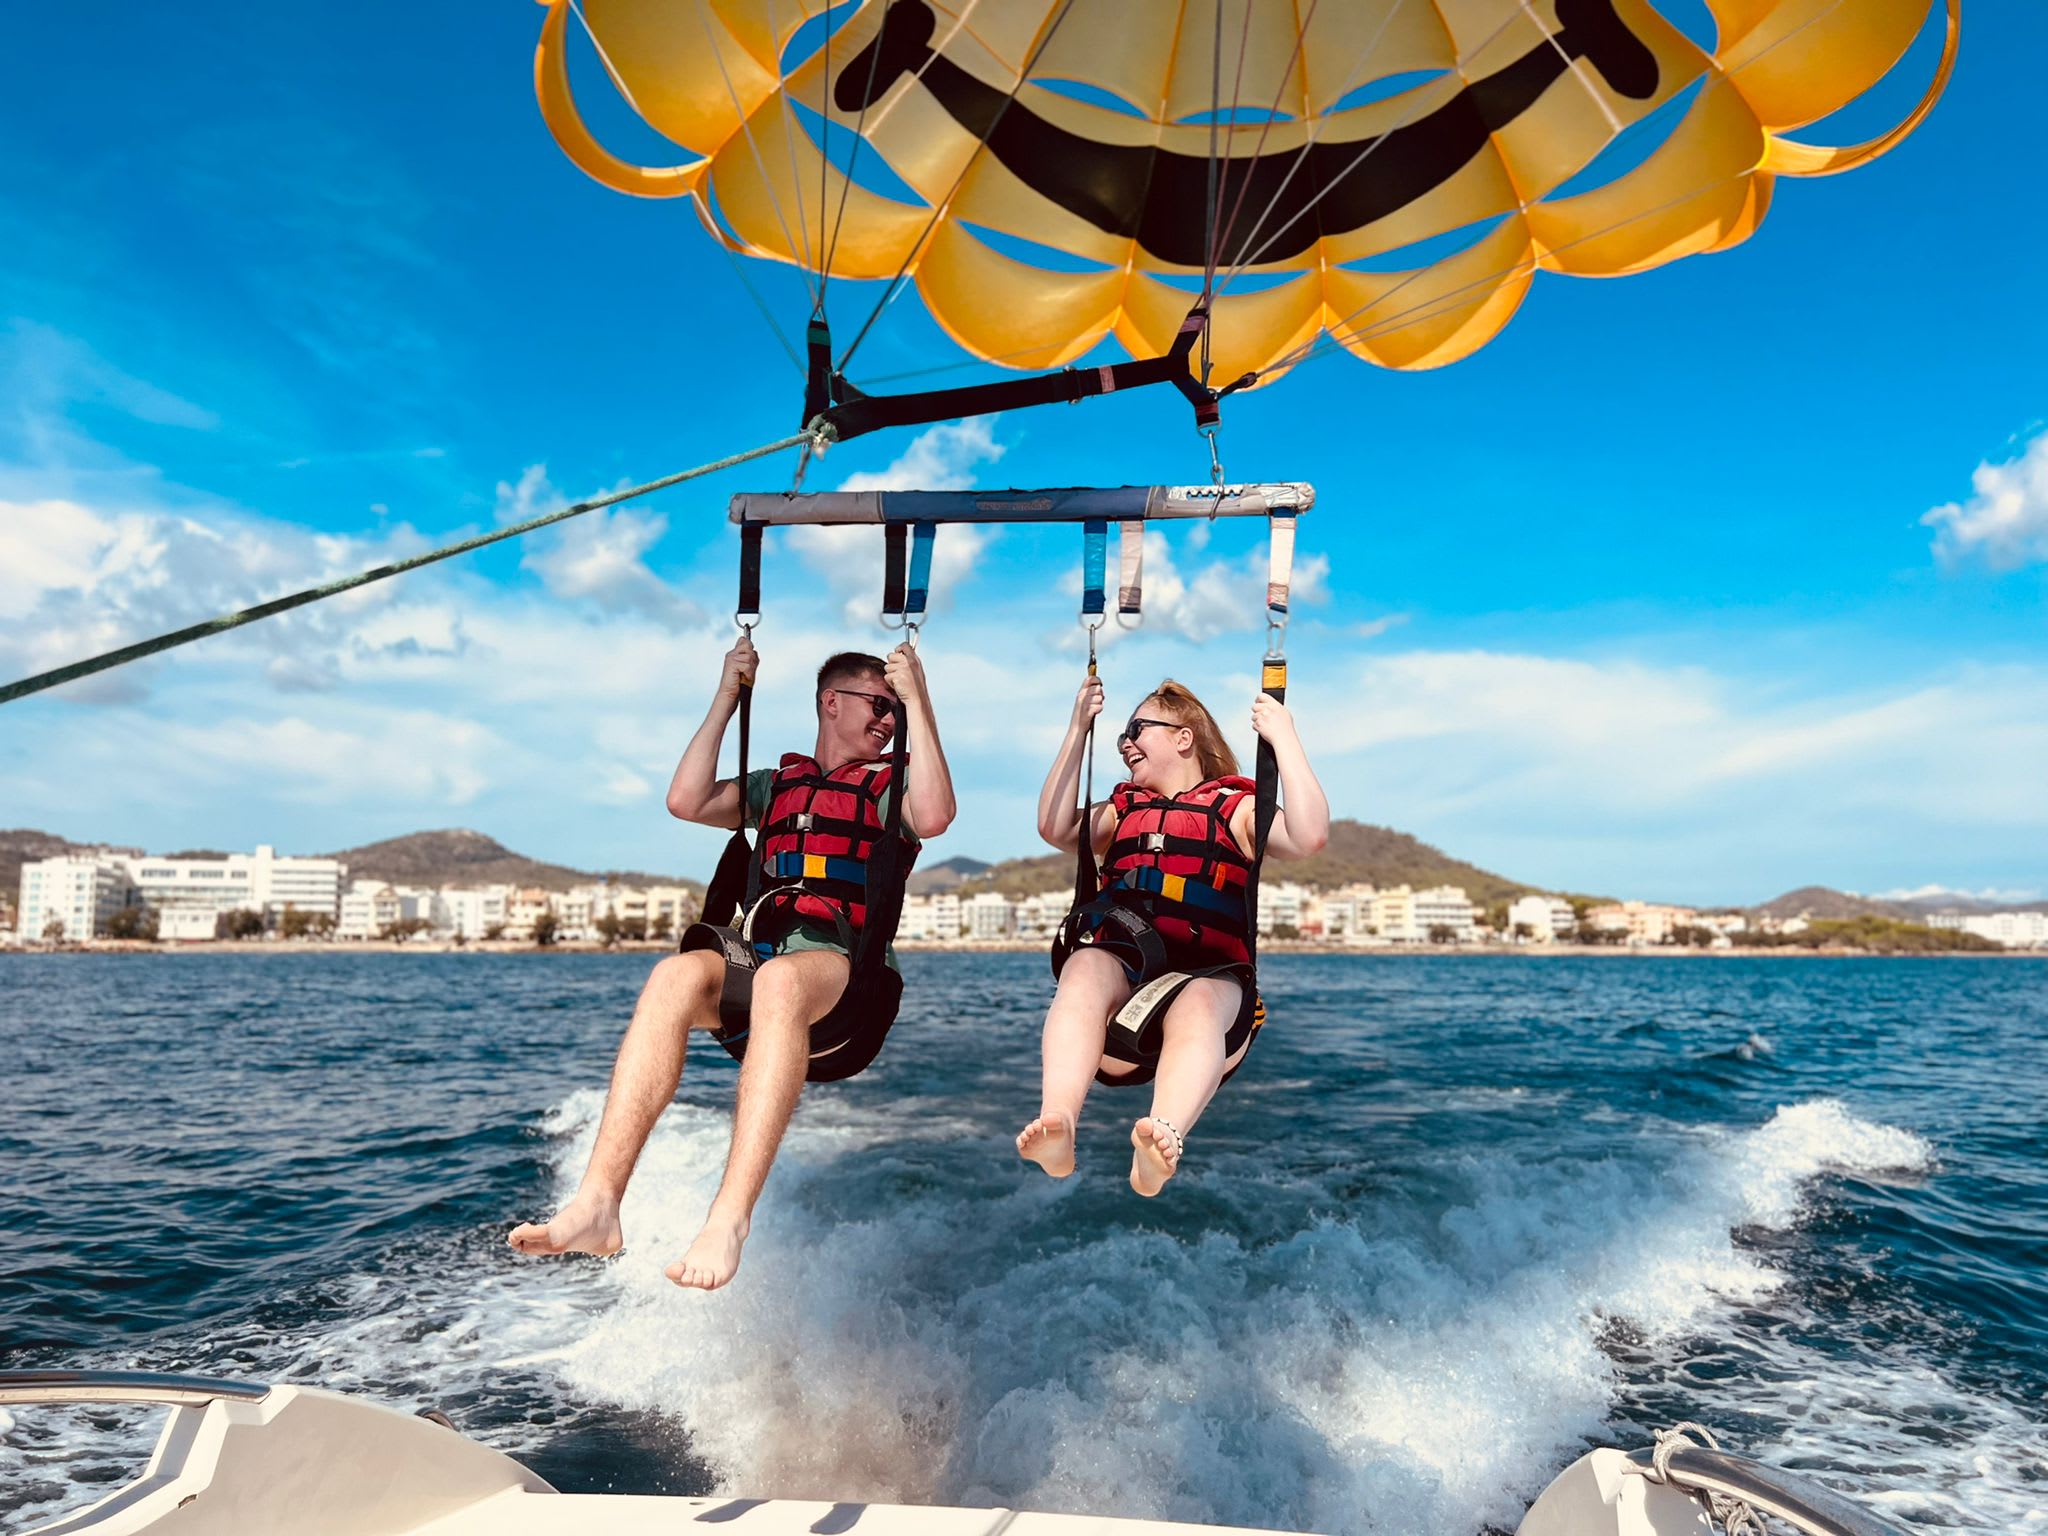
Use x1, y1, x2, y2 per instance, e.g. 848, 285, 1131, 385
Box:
1, 3, 2042, 906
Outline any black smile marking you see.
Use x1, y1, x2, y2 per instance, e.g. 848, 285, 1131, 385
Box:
837, 0, 1658, 268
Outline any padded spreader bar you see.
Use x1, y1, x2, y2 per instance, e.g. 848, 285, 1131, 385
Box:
730, 483, 1315, 527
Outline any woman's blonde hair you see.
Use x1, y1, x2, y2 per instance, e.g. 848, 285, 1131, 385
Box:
1144, 679, 1238, 781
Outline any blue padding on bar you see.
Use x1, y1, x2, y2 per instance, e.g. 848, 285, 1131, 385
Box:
880, 488, 1158, 523
906, 522, 935, 615
1082, 519, 1107, 616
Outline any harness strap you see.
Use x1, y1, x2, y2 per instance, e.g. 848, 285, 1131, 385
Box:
770, 851, 869, 886
1117, 520, 1144, 617
1266, 512, 1296, 617
1082, 518, 1108, 618
738, 521, 763, 623
906, 521, 936, 621
883, 522, 907, 616
1113, 865, 1248, 919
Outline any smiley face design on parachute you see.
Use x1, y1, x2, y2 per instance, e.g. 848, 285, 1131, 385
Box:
834, 0, 1660, 271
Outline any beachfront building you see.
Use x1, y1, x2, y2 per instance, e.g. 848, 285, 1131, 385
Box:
1507, 894, 1577, 943
1413, 885, 1479, 944
1584, 900, 1699, 946
18, 854, 136, 942
1257, 881, 1310, 937
1016, 891, 1070, 939
441, 886, 510, 940
120, 845, 346, 939
965, 890, 1014, 940
642, 884, 697, 937
1929, 910, 2048, 948
1369, 885, 1418, 943
1317, 883, 1379, 942
338, 881, 402, 940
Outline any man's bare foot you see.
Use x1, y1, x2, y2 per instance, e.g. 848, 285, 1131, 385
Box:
507, 1190, 623, 1257
1129, 1116, 1183, 1197
1016, 1110, 1076, 1178
665, 1213, 749, 1291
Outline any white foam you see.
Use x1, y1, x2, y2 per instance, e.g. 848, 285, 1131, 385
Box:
454, 1090, 2027, 1534
10, 1093, 2032, 1535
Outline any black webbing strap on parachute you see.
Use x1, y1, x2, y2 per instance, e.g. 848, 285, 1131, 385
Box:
804, 305, 1235, 447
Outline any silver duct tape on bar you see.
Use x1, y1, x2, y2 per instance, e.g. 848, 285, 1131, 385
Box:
729, 483, 1315, 526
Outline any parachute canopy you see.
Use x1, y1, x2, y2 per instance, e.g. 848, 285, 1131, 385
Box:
537, 0, 1955, 388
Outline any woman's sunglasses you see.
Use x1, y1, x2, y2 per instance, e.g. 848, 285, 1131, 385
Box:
1118, 716, 1179, 747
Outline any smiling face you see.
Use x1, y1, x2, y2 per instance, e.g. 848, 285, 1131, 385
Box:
818, 668, 898, 762
1118, 694, 1194, 793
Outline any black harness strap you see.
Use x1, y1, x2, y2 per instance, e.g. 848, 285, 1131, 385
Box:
882, 522, 908, 618
1243, 654, 1286, 974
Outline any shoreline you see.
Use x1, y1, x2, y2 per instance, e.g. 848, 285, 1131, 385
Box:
4, 939, 2038, 959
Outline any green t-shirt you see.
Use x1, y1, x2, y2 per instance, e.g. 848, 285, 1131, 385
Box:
742, 766, 917, 969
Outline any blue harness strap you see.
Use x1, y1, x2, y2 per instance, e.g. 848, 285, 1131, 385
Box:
770, 851, 870, 886
906, 521, 936, 619
1115, 864, 1245, 919
1082, 518, 1107, 617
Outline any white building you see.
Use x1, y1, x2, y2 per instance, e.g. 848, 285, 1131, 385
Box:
19, 854, 135, 942
1931, 910, 2048, 948
1257, 880, 1309, 937
441, 886, 511, 940
1585, 901, 1699, 946
121, 845, 344, 938
1016, 891, 1070, 939
1507, 894, 1576, 943
1413, 885, 1478, 944
338, 881, 402, 940
1318, 884, 1380, 942
965, 891, 1014, 940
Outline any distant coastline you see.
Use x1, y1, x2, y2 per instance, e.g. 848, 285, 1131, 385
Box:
11, 940, 2040, 960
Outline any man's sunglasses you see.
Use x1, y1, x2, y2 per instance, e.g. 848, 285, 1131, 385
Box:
829, 688, 898, 720
1118, 716, 1179, 747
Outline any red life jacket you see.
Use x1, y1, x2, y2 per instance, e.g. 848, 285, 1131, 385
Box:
756, 753, 907, 932
1101, 775, 1257, 965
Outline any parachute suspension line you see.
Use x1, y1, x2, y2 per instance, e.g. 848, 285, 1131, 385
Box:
761, 0, 822, 288
695, 2, 821, 313
1208, 0, 1416, 293
564, 3, 803, 379
820, 0, 900, 305
1074, 523, 1109, 903
1524, 0, 1624, 137
1208, 0, 1323, 278
1220, 0, 1530, 292
834, 0, 1080, 377
0, 430, 815, 708
1198, 0, 1225, 387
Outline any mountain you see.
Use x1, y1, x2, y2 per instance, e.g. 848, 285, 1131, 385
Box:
1753, 885, 2048, 922
321, 829, 700, 894
906, 856, 994, 896
944, 819, 1560, 908
1752, 886, 1911, 922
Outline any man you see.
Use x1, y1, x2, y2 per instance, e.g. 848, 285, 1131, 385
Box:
508, 634, 955, 1291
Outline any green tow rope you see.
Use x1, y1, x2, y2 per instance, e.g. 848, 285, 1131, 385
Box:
0, 431, 813, 707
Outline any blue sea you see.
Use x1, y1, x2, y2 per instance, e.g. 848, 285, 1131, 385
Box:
2, 953, 2043, 1532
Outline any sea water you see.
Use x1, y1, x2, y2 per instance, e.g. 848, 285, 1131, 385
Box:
1, 953, 2042, 1532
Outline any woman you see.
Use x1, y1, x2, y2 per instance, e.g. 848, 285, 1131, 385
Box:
1016, 674, 1329, 1194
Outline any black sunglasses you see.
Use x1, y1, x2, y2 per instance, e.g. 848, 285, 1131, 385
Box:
829, 688, 897, 720
1118, 716, 1179, 747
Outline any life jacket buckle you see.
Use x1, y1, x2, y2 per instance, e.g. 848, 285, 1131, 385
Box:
795, 811, 814, 831
1141, 831, 1166, 852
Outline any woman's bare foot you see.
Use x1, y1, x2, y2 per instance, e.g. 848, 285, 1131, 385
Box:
1016, 1110, 1077, 1178
507, 1190, 623, 1256
666, 1213, 750, 1291
1129, 1116, 1183, 1197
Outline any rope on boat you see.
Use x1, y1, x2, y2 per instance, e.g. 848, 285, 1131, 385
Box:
0, 430, 817, 707
1650, 1423, 1772, 1536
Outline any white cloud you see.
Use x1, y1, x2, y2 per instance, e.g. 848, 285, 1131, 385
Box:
787, 421, 1007, 630
1924, 427, 2048, 568
1875, 884, 2043, 904
500, 464, 703, 624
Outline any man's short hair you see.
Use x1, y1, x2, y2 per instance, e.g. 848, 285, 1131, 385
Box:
816, 651, 887, 711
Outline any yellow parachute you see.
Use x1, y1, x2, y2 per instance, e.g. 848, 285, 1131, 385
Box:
536, 0, 1956, 390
